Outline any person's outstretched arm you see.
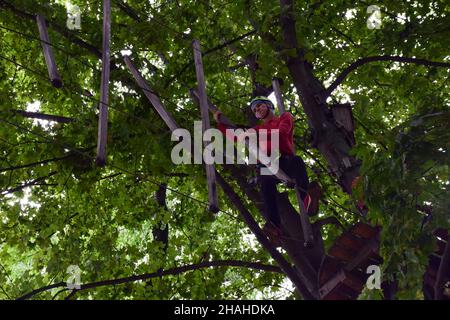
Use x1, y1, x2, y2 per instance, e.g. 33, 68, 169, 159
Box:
213, 110, 254, 142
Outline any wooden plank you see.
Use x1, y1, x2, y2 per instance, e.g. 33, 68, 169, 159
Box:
36, 15, 62, 88
188, 89, 237, 165
344, 238, 379, 272
319, 268, 346, 298
343, 270, 366, 293
353, 251, 383, 272
332, 103, 354, 133
329, 244, 355, 263
272, 78, 286, 114
335, 232, 367, 252
350, 222, 380, 239
296, 189, 314, 247
320, 222, 383, 299
192, 39, 219, 213
319, 258, 367, 299
319, 256, 342, 285
124, 56, 179, 132
95, 0, 111, 166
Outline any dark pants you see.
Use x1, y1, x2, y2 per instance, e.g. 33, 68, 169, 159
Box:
259, 155, 309, 227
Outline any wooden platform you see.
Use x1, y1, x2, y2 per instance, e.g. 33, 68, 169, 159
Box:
318, 222, 383, 299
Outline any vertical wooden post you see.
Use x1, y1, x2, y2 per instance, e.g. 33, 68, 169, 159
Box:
124, 56, 179, 132
96, 0, 111, 166
272, 78, 285, 114
296, 189, 314, 247
192, 39, 219, 213
36, 15, 62, 88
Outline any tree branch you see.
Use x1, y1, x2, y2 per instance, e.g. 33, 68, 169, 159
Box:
329, 26, 358, 47
163, 29, 257, 89
1, 171, 57, 195
325, 55, 450, 99
11, 110, 75, 123
204, 30, 257, 56
245, 0, 281, 51
115, 0, 143, 22
17, 281, 66, 300
17, 260, 282, 300
0, 154, 72, 173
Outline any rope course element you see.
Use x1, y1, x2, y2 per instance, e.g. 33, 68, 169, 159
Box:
0, 19, 356, 229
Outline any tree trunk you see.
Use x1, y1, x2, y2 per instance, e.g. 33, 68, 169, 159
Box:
279, 0, 360, 194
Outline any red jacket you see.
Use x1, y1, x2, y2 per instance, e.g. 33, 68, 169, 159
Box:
217, 112, 295, 156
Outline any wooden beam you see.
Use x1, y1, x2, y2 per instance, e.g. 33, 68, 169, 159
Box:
272, 78, 286, 114
124, 56, 179, 132
192, 39, 219, 213
344, 238, 378, 272
36, 15, 62, 88
319, 268, 346, 298
95, 0, 111, 167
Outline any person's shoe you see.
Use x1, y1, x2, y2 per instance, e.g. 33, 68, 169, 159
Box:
304, 181, 322, 216
262, 222, 283, 247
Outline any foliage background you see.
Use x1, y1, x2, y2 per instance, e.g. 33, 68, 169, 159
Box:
0, 0, 448, 299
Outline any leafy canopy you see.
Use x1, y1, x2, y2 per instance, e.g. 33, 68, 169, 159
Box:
0, 0, 448, 299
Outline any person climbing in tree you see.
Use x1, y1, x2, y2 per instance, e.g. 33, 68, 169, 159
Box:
213, 96, 322, 244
